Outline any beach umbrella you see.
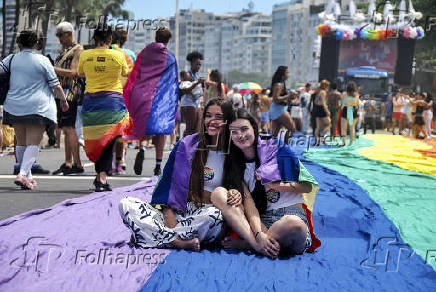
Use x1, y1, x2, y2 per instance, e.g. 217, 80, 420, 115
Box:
238, 82, 262, 94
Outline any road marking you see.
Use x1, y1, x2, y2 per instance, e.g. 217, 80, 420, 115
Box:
0, 175, 150, 181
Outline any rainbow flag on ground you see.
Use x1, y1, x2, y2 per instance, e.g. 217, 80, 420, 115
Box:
0, 135, 435, 291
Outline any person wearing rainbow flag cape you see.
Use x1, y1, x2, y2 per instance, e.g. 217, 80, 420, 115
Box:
123, 27, 179, 177
78, 24, 132, 192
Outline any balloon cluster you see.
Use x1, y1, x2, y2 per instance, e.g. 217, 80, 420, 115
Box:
316, 24, 425, 40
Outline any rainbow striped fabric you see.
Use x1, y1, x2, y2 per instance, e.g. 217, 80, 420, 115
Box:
82, 91, 132, 162
1, 135, 435, 291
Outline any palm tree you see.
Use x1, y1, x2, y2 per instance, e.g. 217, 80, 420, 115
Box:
2, 0, 7, 57
8, 0, 20, 54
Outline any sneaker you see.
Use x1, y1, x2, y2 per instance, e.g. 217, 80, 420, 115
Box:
53, 163, 67, 175
134, 149, 145, 175
153, 166, 162, 176
114, 163, 125, 175
94, 179, 112, 192
64, 164, 84, 175
31, 163, 50, 174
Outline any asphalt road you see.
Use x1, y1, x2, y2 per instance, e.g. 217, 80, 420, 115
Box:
0, 142, 171, 221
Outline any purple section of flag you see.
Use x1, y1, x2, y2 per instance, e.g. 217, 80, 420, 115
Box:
167, 134, 199, 211
0, 179, 171, 292
126, 42, 168, 139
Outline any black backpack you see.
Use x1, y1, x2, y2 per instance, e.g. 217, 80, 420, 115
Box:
0, 55, 15, 105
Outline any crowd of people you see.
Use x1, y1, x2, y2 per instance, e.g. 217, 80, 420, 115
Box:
1, 23, 436, 259
0, 24, 435, 187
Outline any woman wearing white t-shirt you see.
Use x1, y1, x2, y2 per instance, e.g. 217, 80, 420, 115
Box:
1, 30, 68, 190
211, 108, 321, 258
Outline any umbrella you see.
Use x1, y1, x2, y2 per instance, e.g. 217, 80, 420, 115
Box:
238, 82, 262, 94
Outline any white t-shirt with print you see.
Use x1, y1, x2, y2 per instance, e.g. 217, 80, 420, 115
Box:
203, 150, 225, 192
244, 162, 303, 211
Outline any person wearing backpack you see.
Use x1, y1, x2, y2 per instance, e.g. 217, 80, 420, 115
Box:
0, 30, 69, 190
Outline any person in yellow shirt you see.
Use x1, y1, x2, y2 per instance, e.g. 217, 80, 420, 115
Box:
259, 89, 272, 134
77, 24, 132, 192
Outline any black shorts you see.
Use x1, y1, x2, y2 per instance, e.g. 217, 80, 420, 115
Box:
341, 107, 358, 119
57, 99, 78, 128
3, 111, 52, 126
313, 104, 328, 118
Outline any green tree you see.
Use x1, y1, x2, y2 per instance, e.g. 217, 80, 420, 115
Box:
8, 0, 20, 54
413, 0, 436, 70
2, 0, 6, 57
226, 70, 271, 88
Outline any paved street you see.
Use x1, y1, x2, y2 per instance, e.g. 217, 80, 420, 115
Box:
0, 141, 171, 221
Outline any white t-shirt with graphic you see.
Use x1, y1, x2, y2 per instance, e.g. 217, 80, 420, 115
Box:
244, 162, 303, 211
203, 150, 225, 192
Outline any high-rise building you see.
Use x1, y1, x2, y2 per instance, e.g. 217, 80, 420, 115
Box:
123, 26, 156, 55
202, 12, 272, 77
238, 13, 272, 74
169, 9, 216, 75
272, 0, 324, 86
2, 0, 18, 55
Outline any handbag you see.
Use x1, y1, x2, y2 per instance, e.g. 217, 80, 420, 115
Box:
0, 54, 15, 105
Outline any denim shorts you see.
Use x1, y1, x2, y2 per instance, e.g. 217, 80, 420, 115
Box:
260, 206, 312, 252
260, 111, 270, 122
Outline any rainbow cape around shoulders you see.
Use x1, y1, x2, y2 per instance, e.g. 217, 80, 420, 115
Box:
123, 42, 179, 138
151, 134, 199, 211
256, 137, 321, 252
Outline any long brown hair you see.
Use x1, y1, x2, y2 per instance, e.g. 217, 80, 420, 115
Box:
209, 69, 224, 98
188, 98, 233, 205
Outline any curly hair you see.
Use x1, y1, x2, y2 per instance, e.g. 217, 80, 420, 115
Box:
186, 51, 203, 62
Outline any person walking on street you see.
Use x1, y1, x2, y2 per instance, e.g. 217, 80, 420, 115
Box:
1, 30, 69, 190
124, 27, 179, 176
52, 22, 84, 175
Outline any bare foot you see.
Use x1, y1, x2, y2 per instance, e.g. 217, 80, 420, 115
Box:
221, 236, 250, 250
172, 238, 200, 251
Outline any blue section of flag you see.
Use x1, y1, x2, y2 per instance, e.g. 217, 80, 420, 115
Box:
140, 144, 436, 291
145, 51, 179, 135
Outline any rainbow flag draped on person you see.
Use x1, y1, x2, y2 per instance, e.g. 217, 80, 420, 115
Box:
82, 92, 132, 162
151, 134, 321, 252
123, 42, 179, 138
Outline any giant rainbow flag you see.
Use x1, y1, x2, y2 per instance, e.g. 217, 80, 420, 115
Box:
0, 135, 435, 291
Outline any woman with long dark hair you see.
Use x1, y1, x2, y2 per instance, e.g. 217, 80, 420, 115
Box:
204, 69, 226, 102
268, 66, 295, 137
211, 108, 321, 257
119, 98, 235, 251
78, 24, 132, 191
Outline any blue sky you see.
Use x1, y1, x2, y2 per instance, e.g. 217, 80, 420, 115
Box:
123, 0, 285, 19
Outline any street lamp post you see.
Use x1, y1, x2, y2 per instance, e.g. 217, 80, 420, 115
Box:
175, 0, 179, 63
